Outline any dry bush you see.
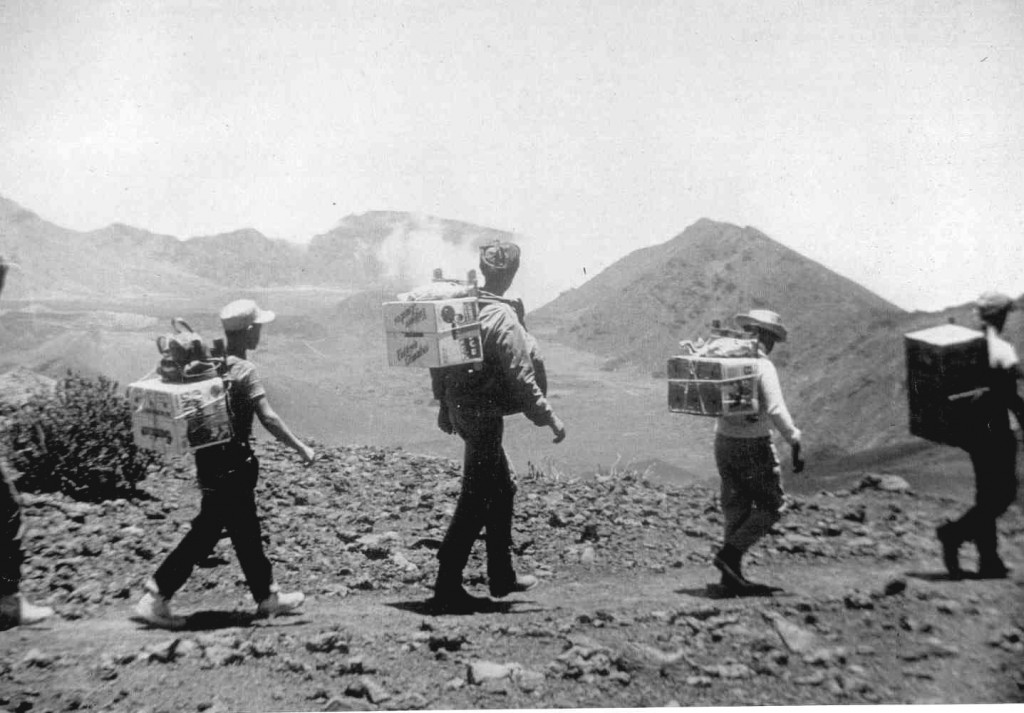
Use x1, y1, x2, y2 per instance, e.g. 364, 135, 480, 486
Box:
4, 372, 161, 501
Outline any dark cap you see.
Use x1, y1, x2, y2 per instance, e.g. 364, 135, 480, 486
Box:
479, 241, 521, 276
975, 291, 1016, 319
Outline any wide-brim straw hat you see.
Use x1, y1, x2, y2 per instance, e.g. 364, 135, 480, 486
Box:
735, 309, 788, 343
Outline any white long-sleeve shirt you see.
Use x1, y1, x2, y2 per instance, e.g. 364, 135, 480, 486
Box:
714, 355, 801, 444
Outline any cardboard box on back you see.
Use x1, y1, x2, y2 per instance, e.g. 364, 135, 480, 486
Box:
904, 323, 988, 447
383, 297, 483, 369
386, 325, 483, 368
383, 298, 479, 334
128, 376, 233, 456
667, 355, 760, 417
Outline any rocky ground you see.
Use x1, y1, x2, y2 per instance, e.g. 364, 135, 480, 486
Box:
1, 440, 1023, 711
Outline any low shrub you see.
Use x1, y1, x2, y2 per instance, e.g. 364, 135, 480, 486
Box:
4, 371, 161, 501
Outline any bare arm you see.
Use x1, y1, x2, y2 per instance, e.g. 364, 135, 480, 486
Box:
255, 397, 315, 464
1007, 368, 1024, 434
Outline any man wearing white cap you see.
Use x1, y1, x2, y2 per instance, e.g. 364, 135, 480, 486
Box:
712, 309, 804, 594
133, 299, 316, 628
936, 292, 1023, 579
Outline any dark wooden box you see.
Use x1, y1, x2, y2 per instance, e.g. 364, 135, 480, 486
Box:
904, 324, 987, 446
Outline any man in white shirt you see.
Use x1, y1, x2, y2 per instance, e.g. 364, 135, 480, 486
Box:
937, 292, 1023, 579
712, 309, 804, 594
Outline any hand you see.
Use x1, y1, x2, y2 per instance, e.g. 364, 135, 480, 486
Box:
437, 406, 454, 435
549, 414, 566, 444
790, 441, 805, 474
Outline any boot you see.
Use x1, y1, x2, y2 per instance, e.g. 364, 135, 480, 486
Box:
974, 522, 1008, 579
976, 559, 1010, 579
431, 564, 490, 613
0, 593, 54, 627
256, 587, 305, 618
936, 523, 964, 580
131, 582, 186, 629
713, 544, 748, 590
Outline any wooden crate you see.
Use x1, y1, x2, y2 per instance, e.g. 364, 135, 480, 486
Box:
904, 324, 987, 446
667, 355, 760, 417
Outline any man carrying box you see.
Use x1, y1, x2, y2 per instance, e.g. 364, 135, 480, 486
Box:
712, 309, 804, 594
936, 291, 1024, 579
430, 241, 566, 613
133, 299, 316, 628
0, 256, 55, 628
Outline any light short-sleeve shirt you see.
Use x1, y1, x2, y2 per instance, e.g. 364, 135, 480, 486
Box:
225, 356, 266, 444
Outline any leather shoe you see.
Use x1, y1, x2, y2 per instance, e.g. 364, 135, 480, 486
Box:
975, 560, 1010, 580
713, 549, 749, 591
489, 574, 538, 598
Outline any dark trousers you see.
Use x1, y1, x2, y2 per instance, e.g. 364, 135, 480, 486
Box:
153, 450, 275, 602
715, 435, 785, 554
0, 462, 24, 597
436, 412, 517, 592
945, 430, 1019, 565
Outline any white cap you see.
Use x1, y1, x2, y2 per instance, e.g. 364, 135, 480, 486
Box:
220, 299, 275, 332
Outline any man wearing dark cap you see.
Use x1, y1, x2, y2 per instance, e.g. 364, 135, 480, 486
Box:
133, 299, 316, 628
712, 309, 804, 594
0, 256, 55, 628
937, 292, 1023, 579
430, 241, 566, 612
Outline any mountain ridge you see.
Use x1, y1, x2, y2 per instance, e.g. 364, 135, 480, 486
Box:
0, 194, 518, 300
530, 219, 1021, 458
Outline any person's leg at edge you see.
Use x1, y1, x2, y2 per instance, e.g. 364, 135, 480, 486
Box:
0, 462, 53, 626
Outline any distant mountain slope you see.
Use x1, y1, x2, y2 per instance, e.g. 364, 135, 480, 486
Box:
531, 219, 1022, 458
532, 219, 901, 366
0, 197, 214, 300
305, 211, 518, 288
0, 196, 524, 301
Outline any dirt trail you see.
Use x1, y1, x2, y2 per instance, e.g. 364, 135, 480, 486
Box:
2, 442, 1023, 710
4, 555, 1022, 711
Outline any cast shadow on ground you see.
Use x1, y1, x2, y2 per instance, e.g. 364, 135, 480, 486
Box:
674, 583, 787, 600
905, 570, 968, 583
386, 598, 545, 617
132, 609, 309, 632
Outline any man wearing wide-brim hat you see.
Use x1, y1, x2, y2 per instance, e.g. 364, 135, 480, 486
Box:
712, 308, 804, 594
936, 291, 1024, 580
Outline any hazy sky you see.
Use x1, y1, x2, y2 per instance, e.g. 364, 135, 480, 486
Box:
2, 0, 1022, 311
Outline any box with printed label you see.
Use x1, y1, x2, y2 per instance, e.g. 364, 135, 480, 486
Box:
904, 323, 987, 446
667, 356, 760, 417
128, 376, 233, 456
386, 325, 483, 368
382, 298, 480, 334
